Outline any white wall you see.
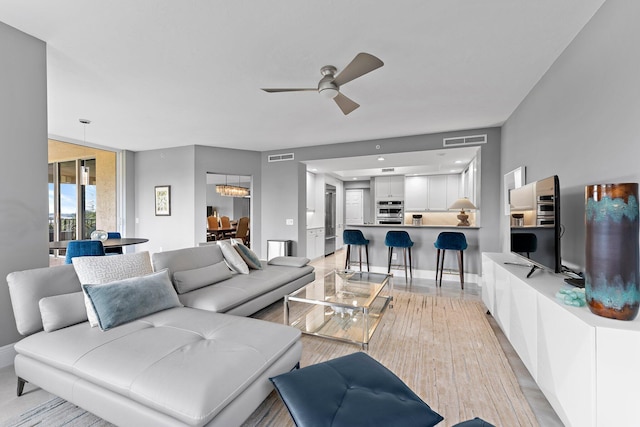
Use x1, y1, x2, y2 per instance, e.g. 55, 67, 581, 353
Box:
0, 22, 48, 347
501, 0, 640, 270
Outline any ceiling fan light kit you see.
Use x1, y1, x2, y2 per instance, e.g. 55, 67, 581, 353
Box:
261, 52, 384, 115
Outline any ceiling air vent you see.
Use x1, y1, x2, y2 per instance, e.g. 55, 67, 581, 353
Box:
381, 168, 395, 173
268, 153, 295, 162
443, 134, 487, 147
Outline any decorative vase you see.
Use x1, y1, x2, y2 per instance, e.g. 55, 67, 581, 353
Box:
90, 229, 108, 242
585, 183, 640, 320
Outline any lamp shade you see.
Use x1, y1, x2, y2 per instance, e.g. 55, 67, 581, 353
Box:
449, 198, 477, 211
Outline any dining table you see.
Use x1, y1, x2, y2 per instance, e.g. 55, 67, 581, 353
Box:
49, 237, 149, 250
207, 227, 236, 241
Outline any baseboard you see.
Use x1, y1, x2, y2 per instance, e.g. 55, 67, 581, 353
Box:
0, 343, 16, 368
367, 266, 479, 285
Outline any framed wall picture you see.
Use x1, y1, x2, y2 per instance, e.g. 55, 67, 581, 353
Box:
155, 185, 171, 216
503, 167, 525, 215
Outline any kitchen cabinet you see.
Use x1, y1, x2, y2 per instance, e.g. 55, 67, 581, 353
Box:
375, 176, 404, 200
405, 174, 460, 211
306, 227, 325, 260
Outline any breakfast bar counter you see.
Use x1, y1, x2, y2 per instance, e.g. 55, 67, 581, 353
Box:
344, 224, 481, 283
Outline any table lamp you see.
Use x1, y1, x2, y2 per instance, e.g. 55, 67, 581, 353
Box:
449, 198, 477, 226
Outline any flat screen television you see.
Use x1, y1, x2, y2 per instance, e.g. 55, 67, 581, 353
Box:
509, 175, 561, 277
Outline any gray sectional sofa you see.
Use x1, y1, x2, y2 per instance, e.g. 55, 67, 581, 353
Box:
7, 244, 315, 426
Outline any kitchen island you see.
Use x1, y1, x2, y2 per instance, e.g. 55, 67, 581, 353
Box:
344, 224, 480, 283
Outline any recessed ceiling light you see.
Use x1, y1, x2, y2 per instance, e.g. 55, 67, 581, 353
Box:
377, 156, 384, 161
352, 177, 358, 180
450, 169, 457, 173
455, 160, 463, 164
310, 168, 317, 172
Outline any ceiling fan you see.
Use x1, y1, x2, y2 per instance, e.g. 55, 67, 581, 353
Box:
261, 52, 384, 115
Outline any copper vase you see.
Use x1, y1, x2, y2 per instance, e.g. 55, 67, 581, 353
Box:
585, 183, 640, 320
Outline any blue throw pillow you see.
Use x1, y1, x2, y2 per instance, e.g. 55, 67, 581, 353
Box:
82, 269, 181, 331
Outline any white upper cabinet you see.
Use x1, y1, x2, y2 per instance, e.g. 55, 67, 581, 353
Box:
405, 174, 461, 211
405, 176, 428, 211
375, 176, 404, 200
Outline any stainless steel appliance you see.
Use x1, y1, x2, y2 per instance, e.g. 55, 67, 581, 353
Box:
376, 200, 403, 224
536, 194, 555, 226
325, 185, 336, 255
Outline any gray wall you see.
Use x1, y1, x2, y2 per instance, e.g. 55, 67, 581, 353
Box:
261, 127, 502, 259
501, 0, 640, 271
0, 23, 48, 347
133, 145, 262, 255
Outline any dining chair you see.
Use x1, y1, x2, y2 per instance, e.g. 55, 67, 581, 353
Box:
235, 217, 250, 246
105, 232, 123, 254
207, 216, 219, 241
220, 216, 231, 229
65, 240, 105, 264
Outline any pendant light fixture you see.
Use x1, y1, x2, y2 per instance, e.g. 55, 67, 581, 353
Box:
216, 175, 249, 197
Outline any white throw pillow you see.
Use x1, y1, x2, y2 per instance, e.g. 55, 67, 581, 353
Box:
73, 252, 154, 327
39, 292, 88, 332
216, 240, 249, 274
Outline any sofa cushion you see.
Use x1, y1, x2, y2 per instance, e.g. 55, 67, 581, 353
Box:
172, 261, 233, 294
83, 269, 182, 331
38, 292, 87, 332
268, 256, 310, 268
232, 241, 262, 270
73, 252, 154, 327
14, 307, 301, 426
217, 240, 249, 274
178, 264, 314, 313
7, 264, 82, 336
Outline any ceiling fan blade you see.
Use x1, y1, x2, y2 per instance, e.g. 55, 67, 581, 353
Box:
261, 88, 316, 93
333, 53, 384, 87
334, 92, 360, 115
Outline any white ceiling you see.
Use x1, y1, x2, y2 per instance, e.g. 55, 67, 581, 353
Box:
0, 1, 605, 153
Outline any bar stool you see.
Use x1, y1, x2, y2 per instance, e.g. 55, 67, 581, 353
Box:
343, 229, 370, 271
384, 231, 414, 281
434, 232, 468, 289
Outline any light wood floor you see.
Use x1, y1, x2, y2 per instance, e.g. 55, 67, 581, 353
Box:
0, 249, 562, 426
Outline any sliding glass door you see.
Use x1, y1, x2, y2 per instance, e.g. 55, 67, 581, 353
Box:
49, 158, 97, 243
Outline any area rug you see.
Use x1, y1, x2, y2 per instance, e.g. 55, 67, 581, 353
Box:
245, 292, 539, 427
7, 292, 538, 427
4, 396, 113, 426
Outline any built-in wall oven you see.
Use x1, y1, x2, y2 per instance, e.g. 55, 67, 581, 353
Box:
376, 200, 403, 224
536, 195, 555, 226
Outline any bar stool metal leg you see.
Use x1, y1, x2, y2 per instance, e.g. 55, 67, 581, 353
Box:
458, 250, 464, 289
365, 245, 370, 272
345, 244, 351, 270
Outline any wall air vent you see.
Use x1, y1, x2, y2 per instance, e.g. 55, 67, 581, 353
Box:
443, 134, 487, 147
381, 168, 395, 173
268, 153, 295, 162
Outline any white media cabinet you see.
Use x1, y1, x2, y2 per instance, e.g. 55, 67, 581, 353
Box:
482, 253, 640, 427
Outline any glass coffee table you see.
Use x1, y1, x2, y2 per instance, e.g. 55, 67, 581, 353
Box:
284, 270, 393, 349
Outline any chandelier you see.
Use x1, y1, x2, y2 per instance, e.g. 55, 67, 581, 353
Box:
216, 175, 249, 198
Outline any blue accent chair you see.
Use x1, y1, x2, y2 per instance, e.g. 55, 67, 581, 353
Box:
65, 240, 105, 264
384, 231, 414, 281
343, 229, 370, 271
105, 232, 123, 254
434, 232, 468, 289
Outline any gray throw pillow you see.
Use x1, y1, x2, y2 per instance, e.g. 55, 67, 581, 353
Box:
82, 269, 181, 331
39, 292, 88, 332
216, 240, 249, 274
172, 261, 232, 294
